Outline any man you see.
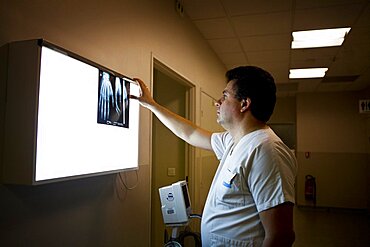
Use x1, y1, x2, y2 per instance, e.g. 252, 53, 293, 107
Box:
132, 66, 297, 246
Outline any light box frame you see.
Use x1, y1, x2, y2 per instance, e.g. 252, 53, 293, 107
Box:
0, 39, 140, 185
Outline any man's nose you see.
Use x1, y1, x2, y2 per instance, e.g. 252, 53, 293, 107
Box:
214, 100, 221, 107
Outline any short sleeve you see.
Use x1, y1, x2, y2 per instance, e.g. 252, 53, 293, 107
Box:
248, 142, 297, 212
211, 132, 233, 160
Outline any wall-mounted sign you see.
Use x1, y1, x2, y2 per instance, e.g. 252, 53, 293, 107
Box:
359, 99, 370, 113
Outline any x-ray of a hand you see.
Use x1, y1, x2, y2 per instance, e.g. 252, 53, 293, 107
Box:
98, 72, 114, 121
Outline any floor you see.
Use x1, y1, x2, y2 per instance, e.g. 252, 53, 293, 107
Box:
293, 206, 370, 247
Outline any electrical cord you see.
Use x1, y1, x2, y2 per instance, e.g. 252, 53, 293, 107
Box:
115, 169, 139, 202
164, 241, 182, 247
165, 227, 201, 247
164, 216, 203, 247
177, 230, 201, 246
118, 169, 139, 190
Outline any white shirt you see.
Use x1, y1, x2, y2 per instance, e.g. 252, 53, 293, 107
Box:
201, 128, 297, 246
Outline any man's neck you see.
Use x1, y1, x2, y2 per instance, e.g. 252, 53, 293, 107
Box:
229, 118, 268, 145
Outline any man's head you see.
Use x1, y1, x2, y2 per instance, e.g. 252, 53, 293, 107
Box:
225, 66, 276, 123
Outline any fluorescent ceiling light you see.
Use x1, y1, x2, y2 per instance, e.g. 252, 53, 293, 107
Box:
289, 68, 328, 79
291, 27, 351, 49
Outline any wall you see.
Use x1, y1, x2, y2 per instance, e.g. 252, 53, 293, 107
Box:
270, 93, 369, 210
0, 0, 226, 246
271, 97, 297, 124
269, 97, 297, 150
296, 91, 370, 209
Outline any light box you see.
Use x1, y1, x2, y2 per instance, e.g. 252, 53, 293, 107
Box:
0, 39, 140, 185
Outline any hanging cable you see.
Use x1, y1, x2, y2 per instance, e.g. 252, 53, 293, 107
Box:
118, 169, 139, 190
115, 169, 140, 202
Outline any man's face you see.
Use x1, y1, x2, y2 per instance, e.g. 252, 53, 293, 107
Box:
215, 80, 242, 128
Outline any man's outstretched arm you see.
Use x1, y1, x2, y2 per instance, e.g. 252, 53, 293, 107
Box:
131, 78, 213, 150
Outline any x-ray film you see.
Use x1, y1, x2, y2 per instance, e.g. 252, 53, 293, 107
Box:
97, 70, 130, 128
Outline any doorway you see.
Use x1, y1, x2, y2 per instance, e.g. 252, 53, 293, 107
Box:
151, 60, 195, 246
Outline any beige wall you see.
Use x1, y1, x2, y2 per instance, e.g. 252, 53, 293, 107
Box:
296, 91, 370, 209
270, 93, 369, 209
0, 0, 226, 246
269, 97, 297, 149
270, 96, 297, 124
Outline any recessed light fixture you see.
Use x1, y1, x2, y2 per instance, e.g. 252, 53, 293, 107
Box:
291, 27, 351, 49
289, 68, 328, 79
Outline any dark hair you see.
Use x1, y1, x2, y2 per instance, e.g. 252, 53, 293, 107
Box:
225, 66, 276, 122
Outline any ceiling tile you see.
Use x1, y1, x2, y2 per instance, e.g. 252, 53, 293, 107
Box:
183, 0, 370, 94
354, 3, 370, 27
345, 73, 370, 91
290, 58, 334, 69
345, 26, 370, 45
317, 82, 351, 92
240, 34, 291, 51
328, 50, 370, 75
208, 38, 242, 53
222, 0, 292, 16
290, 47, 339, 68
295, 0, 367, 9
184, 0, 225, 20
293, 4, 364, 30
217, 52, 247, 67
247, 50, 290, 63
232, 11, 291, 36
194, 18, 235, 39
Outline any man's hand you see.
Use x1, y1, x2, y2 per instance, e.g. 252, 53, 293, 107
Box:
131, 78, 157, 110
130, 77, 213, 150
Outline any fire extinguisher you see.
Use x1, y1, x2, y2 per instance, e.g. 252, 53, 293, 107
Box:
305, 175, 316, 205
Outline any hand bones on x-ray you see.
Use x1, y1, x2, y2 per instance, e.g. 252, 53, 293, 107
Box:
98, 72, 114, 121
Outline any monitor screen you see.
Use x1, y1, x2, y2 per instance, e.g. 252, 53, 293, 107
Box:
35, 45, 140, 181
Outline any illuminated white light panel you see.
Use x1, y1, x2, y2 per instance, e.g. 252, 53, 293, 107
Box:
289, 68, 328, 79
291, 27, 351, 49
36, 46, 140, 181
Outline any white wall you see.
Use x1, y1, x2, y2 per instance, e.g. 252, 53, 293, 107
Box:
0, 0, 226, 246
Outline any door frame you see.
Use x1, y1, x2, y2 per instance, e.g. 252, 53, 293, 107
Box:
149, 55, 196, 244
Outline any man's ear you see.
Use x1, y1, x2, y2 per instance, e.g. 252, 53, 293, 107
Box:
240, 98, 251, 112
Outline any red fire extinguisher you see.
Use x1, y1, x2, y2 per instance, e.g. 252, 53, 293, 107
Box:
305, 175, 316, 205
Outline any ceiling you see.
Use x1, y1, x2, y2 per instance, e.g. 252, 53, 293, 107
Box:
182, 0, 370, 96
